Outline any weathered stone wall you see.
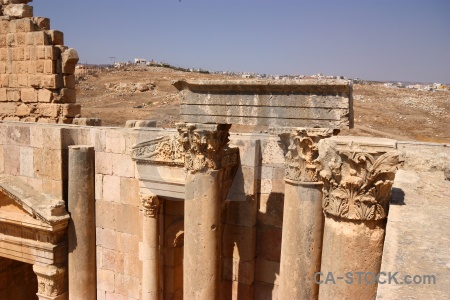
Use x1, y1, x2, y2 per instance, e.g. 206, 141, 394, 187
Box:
0, 0, 80, 123
1, 121, 449, 299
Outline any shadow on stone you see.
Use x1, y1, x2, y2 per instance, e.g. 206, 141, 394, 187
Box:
390, 187, 406, 205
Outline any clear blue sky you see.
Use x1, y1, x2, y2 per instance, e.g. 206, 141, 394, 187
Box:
33, 0, 450, 83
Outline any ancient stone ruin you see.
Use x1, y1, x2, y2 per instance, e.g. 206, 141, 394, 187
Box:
0, 2, 449, 300
0, 0, 79, 123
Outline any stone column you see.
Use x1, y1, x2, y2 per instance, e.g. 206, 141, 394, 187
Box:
67, 145, 96, 299
316, 139, 402, 300
276, 128, 335, 300
178, 123, 232, 300
141, 193, 162, 300
33, 264, 67, 300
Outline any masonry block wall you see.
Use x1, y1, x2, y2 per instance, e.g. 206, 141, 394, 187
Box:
0, 0, 80, 123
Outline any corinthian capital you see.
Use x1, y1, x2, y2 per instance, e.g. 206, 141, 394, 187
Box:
316, 139, 403, 221
140, 194, 161, 218
272, 127, 337, 182
177, 123, 232, 172
33, 264, 67, 299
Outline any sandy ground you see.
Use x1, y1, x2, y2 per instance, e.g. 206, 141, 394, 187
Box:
76, 66, 450, 143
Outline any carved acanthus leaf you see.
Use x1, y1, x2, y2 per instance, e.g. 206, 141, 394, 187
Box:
33, 265, 67, 298
132, 135, 184, 166
317, 141, 402, 221
177, 123, 233, 173
277, 128, 336, 182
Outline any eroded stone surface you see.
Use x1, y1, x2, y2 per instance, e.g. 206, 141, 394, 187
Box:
0, 1, 80, 123
174, 79, 353, 129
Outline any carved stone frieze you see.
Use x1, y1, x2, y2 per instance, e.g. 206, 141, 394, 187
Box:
273, 127, 337, 182
132, 123, 237, 173
317, 140, 403, 221
33, 264, 67, 298
140, 194, 161, 218
132, 135, 184, 166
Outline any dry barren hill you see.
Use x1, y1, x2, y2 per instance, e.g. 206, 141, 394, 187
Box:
76, 66, 450, 143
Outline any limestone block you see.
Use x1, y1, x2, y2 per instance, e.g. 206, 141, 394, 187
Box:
17, 73, 28, 86
256, 224, 282, 261
254, 281, 278, 300
96, 227, 117, 250
123, 253, 141, 278
63, 74, 75, 88
3, 145, 20, 175
5, 123, 30, 145
32, 17, 50, 30
114, 204, 139, 235
114, 273, 140, 299
102, 248, 124, 273
42, 178, 63, 198
0, 102, 16, 114
224, 198, 257, 227
37, 88, 53, 102
0, 75, 9, 87
16, 103, 33, 117
60, 103, 80, 117
258, 193, 284, 228
97, 290, 106, 300
95, 151, 114, 175
37, 103, 58, 117
102, 175, 121, 202
120, 177, 140, 207
41, 74, 63, 89
33, 148, 62, 180
19, 145, 33, 176
6, 88, 20, 101
124, 119, 157, 128
0, 88, 6, 100
46, 30, 63, 45
112, 153, 134, 178
255, 258, 280, 285
96, 200, 115, 230
222, 224, 256, 261
30, 125, 62, 149
232, 281, 254, 299
9, 18, 35, 32
105, 130, 126, 153
117, 233, 139, 254
61, 48, 78, 74
72, 117, 102, 126
60, 88, 76, 103
0, 20, 10, 34
175, 79, 353, 128
3, 4, 33, 18
20, 116, 36, 122
97, 268, 115, 293
20, 87, 37, 102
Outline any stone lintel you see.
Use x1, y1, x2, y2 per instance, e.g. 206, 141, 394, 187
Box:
175, 79, 353, 129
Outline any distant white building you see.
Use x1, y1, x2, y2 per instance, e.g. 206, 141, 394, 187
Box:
135, 58, 147, 64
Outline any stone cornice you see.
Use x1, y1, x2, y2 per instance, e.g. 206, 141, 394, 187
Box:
317, 139, 403, 221
131, 135, 184, 166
